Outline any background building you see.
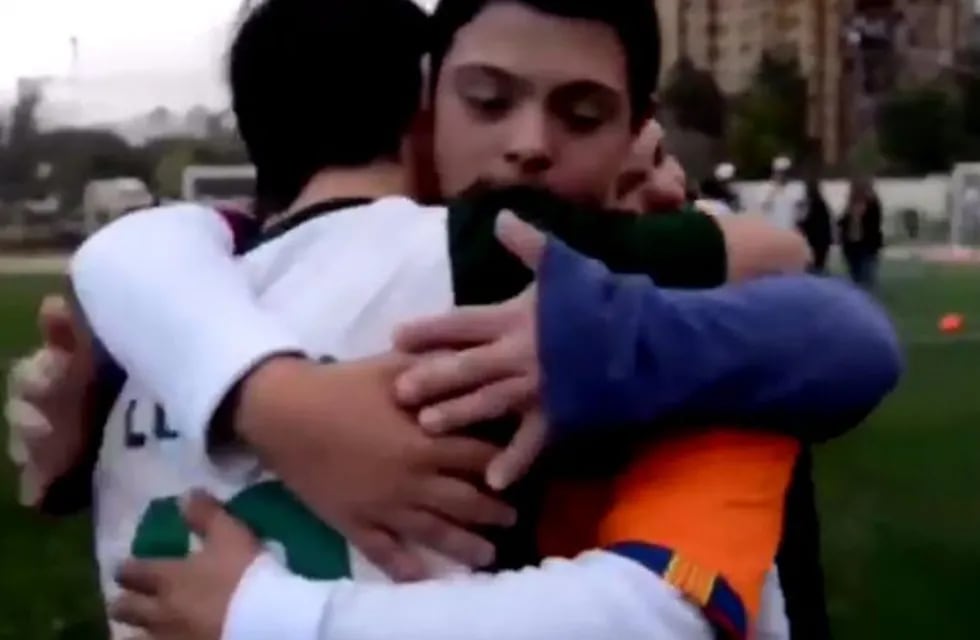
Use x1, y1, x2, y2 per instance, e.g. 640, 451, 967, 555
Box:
656, 0, 973, 165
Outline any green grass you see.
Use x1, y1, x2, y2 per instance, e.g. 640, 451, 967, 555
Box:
818, 260, 980, 639
1, 264, 979, 638
0, 276, 105, 639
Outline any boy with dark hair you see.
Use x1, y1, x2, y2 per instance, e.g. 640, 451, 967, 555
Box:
428, 0, 661, 124
10, 1, 898, 638
230, 0, 428, 213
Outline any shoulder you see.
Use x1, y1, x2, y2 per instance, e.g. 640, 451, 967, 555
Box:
247, 197, 452, 286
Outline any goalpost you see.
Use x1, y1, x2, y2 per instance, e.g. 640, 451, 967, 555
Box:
950, 163, 980, 250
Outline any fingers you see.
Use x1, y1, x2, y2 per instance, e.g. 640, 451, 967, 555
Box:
179, 490, 226, 539
417, 477, 517, 528
348, 527, 428, 583
4, 395, 51, 443
38, 295, 77, 353
425, 436, 499, 475
180, 490, 259, 551
396, 345, 522, 408
486, 410, 548, 491
416, 377, 534, 434
17, 464, 45, 508
110, 593, 162, 630
116, 559, 168, 595
393, 306, 512, 354
7, 350, 64, 403
393, 509, 496, 568
494, 211, 546, 271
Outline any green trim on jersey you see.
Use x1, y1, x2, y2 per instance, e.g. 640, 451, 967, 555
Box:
133, 481, 350, 579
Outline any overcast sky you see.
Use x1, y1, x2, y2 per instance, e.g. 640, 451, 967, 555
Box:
0, 0, 241, 83
0, 0, 439, 121
4, 0, 972, 122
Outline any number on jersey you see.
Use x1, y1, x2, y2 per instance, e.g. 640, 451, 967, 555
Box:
124, 400, 179, 449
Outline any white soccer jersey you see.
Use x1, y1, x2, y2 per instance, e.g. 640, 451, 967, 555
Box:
94, 197, 463, 637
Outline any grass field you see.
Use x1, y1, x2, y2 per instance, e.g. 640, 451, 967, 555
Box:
1, 262, 980, 639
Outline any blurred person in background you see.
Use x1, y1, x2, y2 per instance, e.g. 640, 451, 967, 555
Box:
839, 177, 884, 290
799, 175, 832, 275
762, 156, 799, 230
696, 162, 740, 217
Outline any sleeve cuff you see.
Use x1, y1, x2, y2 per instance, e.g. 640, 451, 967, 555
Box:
163, 335, 306, 482
222, 553, 332, 640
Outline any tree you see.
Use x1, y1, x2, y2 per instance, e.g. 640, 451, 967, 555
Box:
144, 135, 249, 198
727, 54, 809, 178
0, 86, 43, 198
148, 138, 200, 198
35, 128, 152, 208
877, 85, 962, 174
660, 57, 728, 139
8, 87, 41, 149
955, 48, 980, 159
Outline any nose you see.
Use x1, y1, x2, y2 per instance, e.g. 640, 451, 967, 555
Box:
503, 105, 554, 176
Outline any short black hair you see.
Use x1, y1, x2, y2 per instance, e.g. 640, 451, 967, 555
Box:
428, 0, 660, 125
229, 0, 429, 214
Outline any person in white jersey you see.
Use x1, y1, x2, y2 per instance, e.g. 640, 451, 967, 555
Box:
762, 156, 801, 230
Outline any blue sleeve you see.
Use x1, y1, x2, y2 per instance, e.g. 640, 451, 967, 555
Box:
538, 239, 903, 443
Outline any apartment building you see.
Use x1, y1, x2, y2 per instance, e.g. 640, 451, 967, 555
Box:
657, 0, 973, 164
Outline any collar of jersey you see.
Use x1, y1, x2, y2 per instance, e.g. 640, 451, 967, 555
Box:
250, 197, 376, 250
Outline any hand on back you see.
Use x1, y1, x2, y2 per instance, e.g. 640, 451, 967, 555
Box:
5, 295, 95, 508
394, 212, 551, 491
224, 354, 518, 580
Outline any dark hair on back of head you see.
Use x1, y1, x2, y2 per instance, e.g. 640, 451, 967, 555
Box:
428, 0, 660, 126
229, 0, 429, 216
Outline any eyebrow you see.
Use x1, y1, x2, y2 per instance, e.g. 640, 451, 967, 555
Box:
453, 63, 622, 98
453, 63, 522, 87
551, 80, 621, 99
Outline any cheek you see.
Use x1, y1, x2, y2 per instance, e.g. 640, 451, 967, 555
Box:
615, 190, 646, 215
546, 134, 632, 204
644, 176, 687, 211
433, 97, 499, 198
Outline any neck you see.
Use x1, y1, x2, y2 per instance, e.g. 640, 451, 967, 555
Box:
285, 161, 409, 216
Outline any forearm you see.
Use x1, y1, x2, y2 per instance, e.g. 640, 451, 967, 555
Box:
69, 204, 305, 448
224, 551, 710, 640
715, 214, 812, 282
539, 240, 903, 443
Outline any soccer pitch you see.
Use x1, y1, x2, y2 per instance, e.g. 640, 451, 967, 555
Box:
1, 263, 979, 639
